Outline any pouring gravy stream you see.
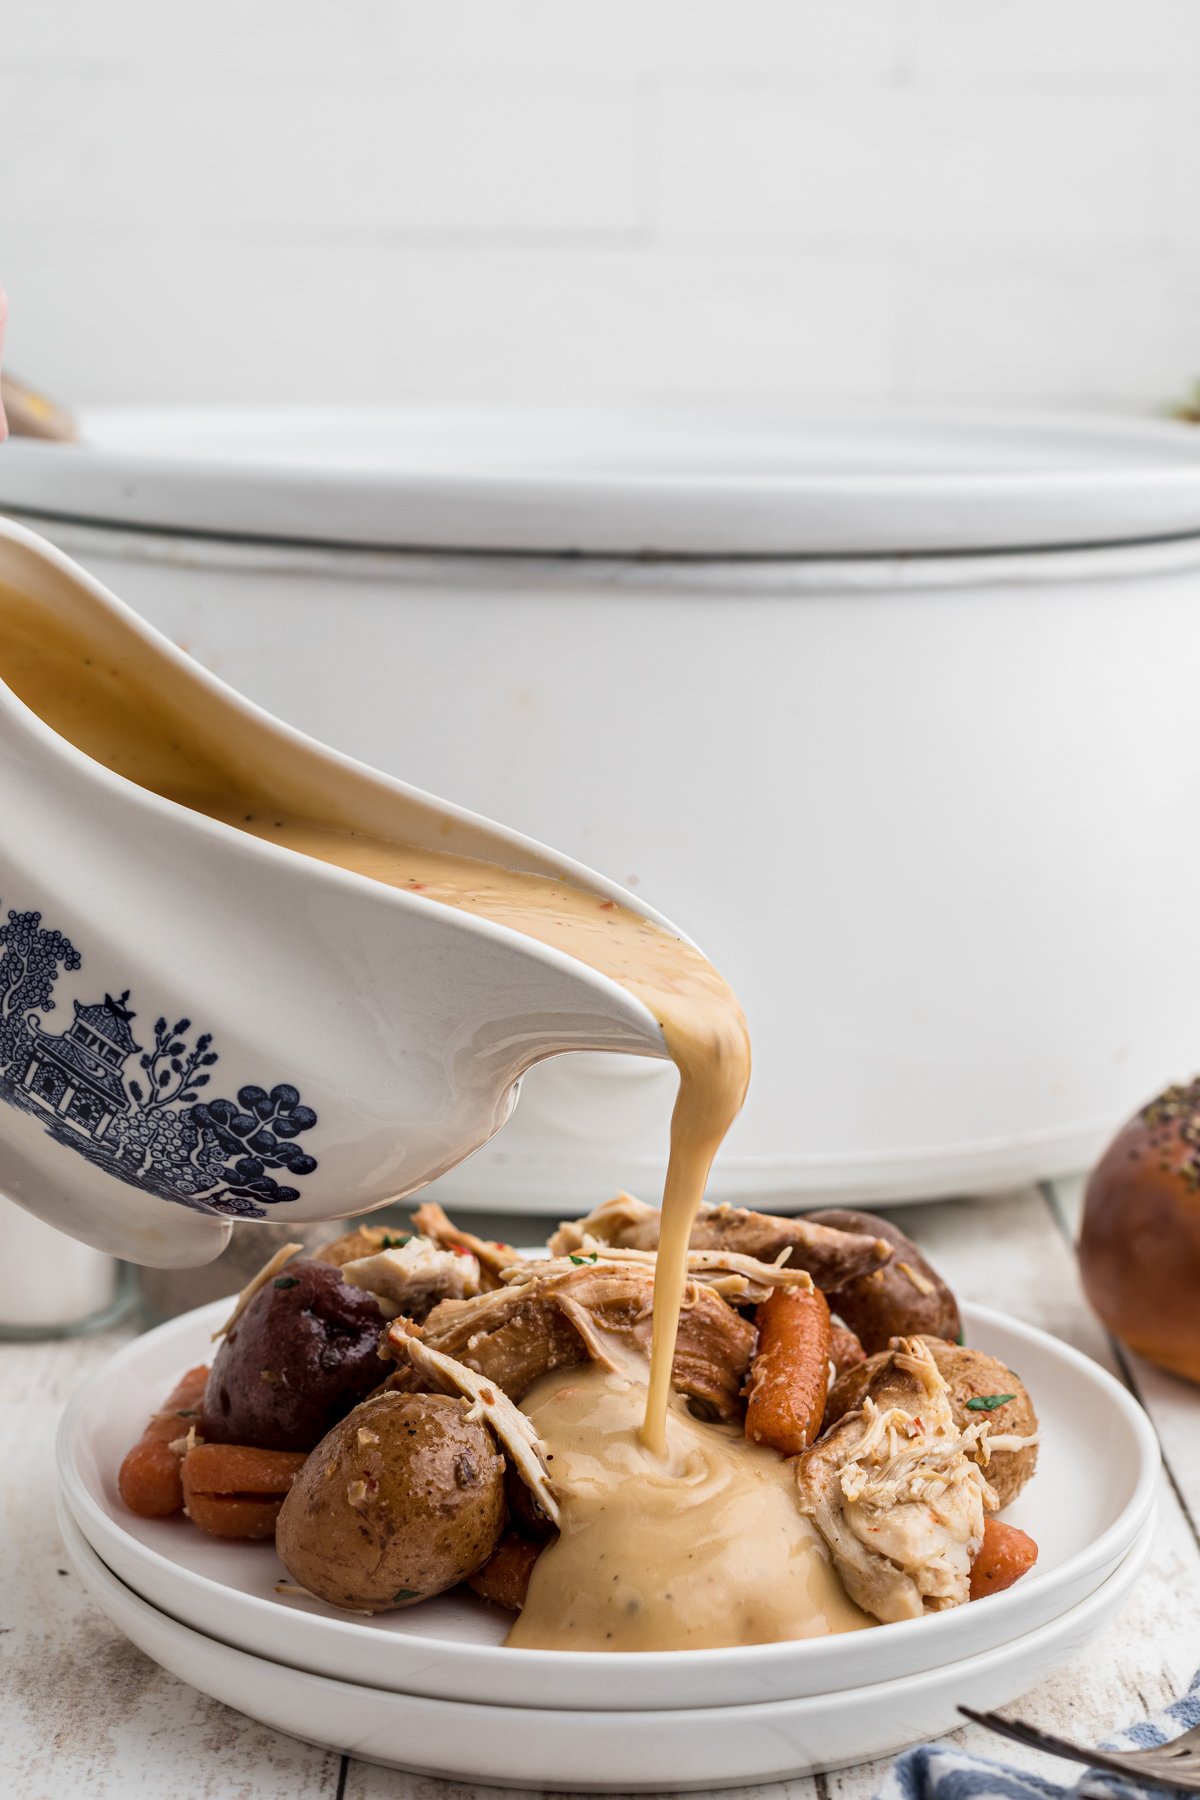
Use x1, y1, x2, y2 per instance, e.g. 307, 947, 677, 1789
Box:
203, 811, 753, 1457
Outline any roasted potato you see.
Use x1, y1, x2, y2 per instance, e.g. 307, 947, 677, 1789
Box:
828, 1321, 866, 1380
807, 1209, 961, 1353
928, 1340, 1039, 1507
275, 1391, 505, 1612
825, 1336, 1038, 1508
467, 1532, 544, 1611
205, 1260, 385, 1453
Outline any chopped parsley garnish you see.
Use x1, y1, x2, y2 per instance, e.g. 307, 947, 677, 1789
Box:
955, 1330, 965, 1346
380, 1233, 411, 1249
272, 1275, 300, 1290
569, 1251, 599, 1266
965, 1392, 1016, 1412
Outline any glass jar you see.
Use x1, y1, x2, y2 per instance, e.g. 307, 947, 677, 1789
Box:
0, 1194, 132, 1339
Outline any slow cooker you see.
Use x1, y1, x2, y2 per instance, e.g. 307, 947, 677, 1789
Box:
4, 405, 1200, 1212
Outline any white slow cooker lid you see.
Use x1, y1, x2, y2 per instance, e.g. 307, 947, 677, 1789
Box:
3, 404, 1200, 557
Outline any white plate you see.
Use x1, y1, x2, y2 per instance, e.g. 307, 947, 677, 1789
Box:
59, 1498, 1156, 1792
58, 1295, 1159, 1711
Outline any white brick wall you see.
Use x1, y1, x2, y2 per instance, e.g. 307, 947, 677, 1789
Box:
2, 0, 1199, 413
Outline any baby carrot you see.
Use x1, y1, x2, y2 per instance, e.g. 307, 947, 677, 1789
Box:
118, 1364, 209, 1518
182, 1443, 308, 1540
970, 1516, 1038, 1600
744, 1285, 831, 1456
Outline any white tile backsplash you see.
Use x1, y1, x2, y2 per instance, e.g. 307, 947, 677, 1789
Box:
657, 86, 1173, 244
0, 74, 647, 236
646, 1, 907, 78
897, 245, 1198, 407
910, 0, 1200, 83
2, 0, 1199, 413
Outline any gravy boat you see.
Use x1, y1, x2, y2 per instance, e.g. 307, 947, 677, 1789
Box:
0, 519, 674, 1267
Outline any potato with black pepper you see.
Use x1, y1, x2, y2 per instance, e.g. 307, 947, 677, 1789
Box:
806, 1208, 961, 1353
275, 1390, 505, 1613
825, 1336, 1038, 1507
929, 1340, 1038, 1507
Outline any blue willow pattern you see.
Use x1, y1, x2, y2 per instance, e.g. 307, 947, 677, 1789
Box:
0, 903, 319, 1218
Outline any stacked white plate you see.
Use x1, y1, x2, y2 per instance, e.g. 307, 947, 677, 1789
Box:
57, 1298, 1160, 1791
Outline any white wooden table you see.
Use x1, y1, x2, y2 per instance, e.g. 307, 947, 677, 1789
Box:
3, 1182, 1198, 1800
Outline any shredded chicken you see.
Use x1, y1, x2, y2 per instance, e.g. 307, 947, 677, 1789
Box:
549, 1193, 891, 1290
405, 1337, 559, 1525
501, 1242, 813, 1306
410, 1201, 520, 1290
794, 1337, 991, 1623
315, 1225, 407, 1270
339, 1234, 481, 1321
383, 1261, 756, 1420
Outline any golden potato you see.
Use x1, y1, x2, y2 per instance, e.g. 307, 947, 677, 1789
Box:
276, 1391, 504, 1612
806, 1209, 961, 1352
824, 1336, 1038, 1508
928, 1340, 1039, 1507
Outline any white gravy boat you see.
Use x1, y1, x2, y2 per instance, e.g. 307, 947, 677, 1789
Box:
0, 519, 673, 1267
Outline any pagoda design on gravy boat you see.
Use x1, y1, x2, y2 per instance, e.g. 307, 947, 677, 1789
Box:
0, 901, 320, 1219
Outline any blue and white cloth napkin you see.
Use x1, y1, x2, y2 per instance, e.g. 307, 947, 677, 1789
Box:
878, 1672, 1200, 1800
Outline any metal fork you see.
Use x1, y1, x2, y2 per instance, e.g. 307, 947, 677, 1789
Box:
959, 1706, 1200, 1794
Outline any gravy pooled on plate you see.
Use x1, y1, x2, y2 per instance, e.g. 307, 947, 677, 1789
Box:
508, 1361, 867, 1651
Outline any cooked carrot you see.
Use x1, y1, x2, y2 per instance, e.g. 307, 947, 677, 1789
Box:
181, 1443, 308, 1540
184, 1493, 288, 1539
744, 1285, 831, 1455
184, 1442, 308, 1495
970, 1516, 1038, 1600
466, 1533, 543, 1612
118, 1364, 210, 1518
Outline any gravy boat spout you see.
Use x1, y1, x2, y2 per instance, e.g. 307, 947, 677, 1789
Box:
0, 520, 674, 1268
